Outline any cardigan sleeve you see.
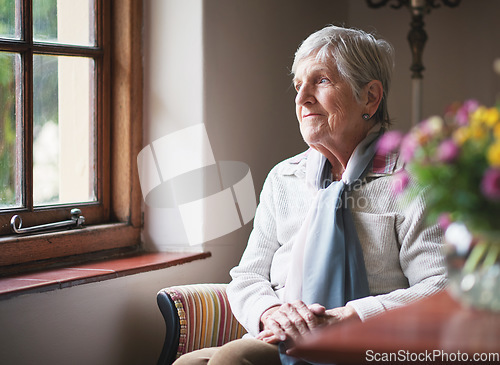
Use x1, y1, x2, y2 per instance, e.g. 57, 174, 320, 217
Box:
227, 170, 284, 336
346, 185, 448, 321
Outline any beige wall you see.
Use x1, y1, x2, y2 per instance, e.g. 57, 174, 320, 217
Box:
1, 1, 499, 364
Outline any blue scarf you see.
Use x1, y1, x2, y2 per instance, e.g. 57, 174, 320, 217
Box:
280, 130, 381, 365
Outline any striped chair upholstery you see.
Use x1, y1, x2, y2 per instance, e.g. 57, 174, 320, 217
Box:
156, 283, 247, 365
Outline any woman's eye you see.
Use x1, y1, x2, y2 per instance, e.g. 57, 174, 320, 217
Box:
319, 77, 329, 84
295, 83, 301, 91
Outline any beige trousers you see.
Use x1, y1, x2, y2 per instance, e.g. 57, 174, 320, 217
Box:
172, 338, 282, 365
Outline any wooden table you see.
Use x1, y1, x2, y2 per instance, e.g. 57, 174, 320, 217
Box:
289, 291, 500, 364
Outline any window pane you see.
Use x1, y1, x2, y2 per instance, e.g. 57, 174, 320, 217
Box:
0, 0, 21, 40
33, 54, 96, 206
33, 0, 95, 46
0, 52, 22, 209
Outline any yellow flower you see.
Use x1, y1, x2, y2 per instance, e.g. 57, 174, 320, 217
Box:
453, 127, 471, 145
470, 106, 500, 129
494, 124, 500, 139
471, 106, 488, 125
488, 141, 500, 167
470, 124, 486, 140
483, 107, 500, 127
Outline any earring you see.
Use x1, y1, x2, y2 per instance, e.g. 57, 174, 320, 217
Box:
362, 113, 371, 120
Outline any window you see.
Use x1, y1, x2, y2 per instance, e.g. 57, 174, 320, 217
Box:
0, 0, 142, 271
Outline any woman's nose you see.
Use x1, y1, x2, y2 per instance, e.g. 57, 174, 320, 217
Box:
295, 84, 315, 106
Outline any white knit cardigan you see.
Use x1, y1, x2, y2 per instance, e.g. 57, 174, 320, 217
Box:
227, 151, 448, 337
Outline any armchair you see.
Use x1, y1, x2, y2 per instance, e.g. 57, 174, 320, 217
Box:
156, 283, 247, 365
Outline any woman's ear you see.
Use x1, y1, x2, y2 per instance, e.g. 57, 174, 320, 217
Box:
364, 80, 383, 117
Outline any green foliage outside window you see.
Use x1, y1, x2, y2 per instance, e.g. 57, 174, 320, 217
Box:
0, 0, 59, 207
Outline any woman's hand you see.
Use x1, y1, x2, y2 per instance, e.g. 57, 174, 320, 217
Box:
315, 305, 360, 327
256, 301, 326, 343
256, 302, 360, 344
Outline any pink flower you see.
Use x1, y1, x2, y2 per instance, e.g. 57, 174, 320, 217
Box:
400, 134, 418, 163
377, 131, 403, 155
481, 168, 500, 201
437, 139, 460, 163
437, 213, 452, 231
391, 170, 410, 195
456, 99, 479, 126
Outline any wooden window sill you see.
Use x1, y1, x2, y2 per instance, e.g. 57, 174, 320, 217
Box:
0, 251, 211, 300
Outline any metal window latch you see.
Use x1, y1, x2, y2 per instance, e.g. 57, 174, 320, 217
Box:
10, 209, 85, 235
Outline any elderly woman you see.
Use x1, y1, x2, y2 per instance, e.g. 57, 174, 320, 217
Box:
174, 25, 447, 365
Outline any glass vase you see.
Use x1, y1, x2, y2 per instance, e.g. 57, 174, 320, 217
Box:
445, 223, 500, 311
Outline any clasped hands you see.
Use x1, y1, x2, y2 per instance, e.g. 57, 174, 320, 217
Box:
256, 300, 359, 345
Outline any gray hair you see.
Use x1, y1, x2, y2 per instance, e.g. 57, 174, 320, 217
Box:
292, 25, 395, 126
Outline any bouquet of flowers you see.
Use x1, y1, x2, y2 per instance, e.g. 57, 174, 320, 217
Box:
378, 101, 500, 279
379, 100, 500, 235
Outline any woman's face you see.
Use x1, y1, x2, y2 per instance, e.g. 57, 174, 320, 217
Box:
294, 57, 369, 154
